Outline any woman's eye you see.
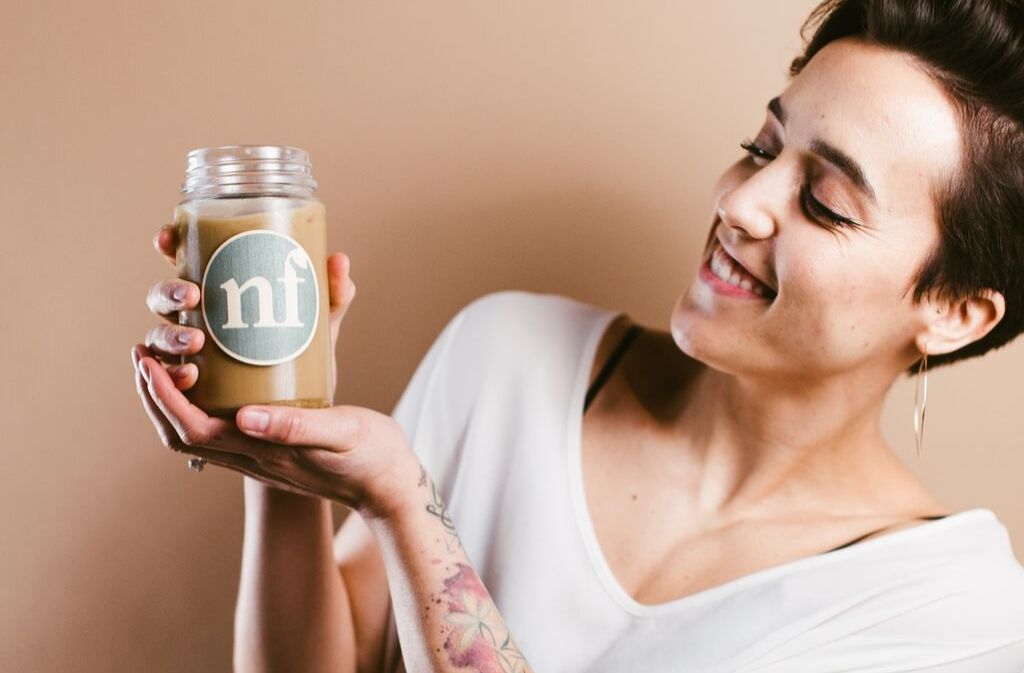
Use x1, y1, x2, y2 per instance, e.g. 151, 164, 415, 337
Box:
738, 138, 861, 230
740, 139, 774, 162
800, 183, 859, 229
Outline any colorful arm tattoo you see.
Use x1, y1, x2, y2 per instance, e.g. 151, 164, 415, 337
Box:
374, 465, 535, 673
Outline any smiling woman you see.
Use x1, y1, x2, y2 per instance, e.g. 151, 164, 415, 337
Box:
131, 1, 1024, 672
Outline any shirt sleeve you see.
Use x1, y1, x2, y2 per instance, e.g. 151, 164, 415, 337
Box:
387, 299, 470, 496
743, 579, 1024, 672
387, 288, 618, 503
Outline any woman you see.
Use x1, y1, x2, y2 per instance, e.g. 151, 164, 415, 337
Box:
132, 0, 1024, 670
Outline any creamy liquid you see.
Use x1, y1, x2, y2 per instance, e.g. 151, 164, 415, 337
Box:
173, 198, 333, 417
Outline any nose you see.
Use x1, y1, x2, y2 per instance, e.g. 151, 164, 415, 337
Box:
716, 171, 783, 242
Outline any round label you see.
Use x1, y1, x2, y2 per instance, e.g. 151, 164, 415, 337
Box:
201, 230, 320, 366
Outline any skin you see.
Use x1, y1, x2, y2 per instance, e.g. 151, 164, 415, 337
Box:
580, 37, 1007, 605
131, 35, 1008, 671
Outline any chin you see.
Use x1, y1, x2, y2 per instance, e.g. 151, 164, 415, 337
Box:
669, 291, 761, 378
669, 296, 717, 366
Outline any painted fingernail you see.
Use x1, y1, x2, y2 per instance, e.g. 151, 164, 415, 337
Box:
141, 360, 152, 383
171, 285, 188, 302
239, 409, 269, 432
176, 331, 192, 345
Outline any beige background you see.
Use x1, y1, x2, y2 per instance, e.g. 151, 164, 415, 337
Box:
2, 1, 1021, 671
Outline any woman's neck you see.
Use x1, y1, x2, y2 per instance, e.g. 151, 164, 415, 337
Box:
623, 327, 944, 522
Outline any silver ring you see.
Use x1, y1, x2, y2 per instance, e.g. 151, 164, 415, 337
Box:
187, 457, 206, 472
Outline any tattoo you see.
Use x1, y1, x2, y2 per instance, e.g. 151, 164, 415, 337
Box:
438, 563, 531, 673
423, 473, 461, 553
418, 465, 427, 488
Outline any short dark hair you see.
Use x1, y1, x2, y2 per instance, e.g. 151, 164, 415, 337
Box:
789, 0, 1024, 375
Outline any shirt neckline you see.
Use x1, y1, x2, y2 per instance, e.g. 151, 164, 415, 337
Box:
564, 307, 996, 618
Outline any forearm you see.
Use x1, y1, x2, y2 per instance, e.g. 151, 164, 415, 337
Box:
366, 467, 535, 673
234, 477, 356, 673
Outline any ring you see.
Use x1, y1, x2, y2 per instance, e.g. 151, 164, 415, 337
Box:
187, 457, 206, 472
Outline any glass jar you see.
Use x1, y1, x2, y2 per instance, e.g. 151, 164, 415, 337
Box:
173, 145, 333, 417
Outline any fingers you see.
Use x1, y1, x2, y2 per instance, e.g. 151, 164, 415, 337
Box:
145, 323, 205, 359
132, 358, 301, 489
146, 279, 200, 320
132, 344, 187, 451
328, 252, 356, 314
234, 403, 370, 450
153, 224, 178, 267
136, 346, 295, 462
327, 252, 356, 353
132, 344, 316, 495
166, 363, 199, 390
137, 349, 229, 449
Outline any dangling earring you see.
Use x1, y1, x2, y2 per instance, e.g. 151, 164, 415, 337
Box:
913, 342, 929, 460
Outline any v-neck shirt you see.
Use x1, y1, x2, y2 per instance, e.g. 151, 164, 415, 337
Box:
383, 290, 1024, 672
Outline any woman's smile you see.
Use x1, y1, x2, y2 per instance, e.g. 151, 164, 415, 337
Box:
699, 239, 777, 301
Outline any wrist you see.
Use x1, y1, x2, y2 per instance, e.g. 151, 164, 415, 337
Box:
358, 451, 424, 525
243, 476, 329, 514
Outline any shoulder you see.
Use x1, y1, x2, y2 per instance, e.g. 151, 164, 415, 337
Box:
453, 289, 618, 341
861, 512, 1024, 652
391, 290, 622, 495
790, 515, 1024, 669
444, 289, 623, 372
395, 290, 621, 418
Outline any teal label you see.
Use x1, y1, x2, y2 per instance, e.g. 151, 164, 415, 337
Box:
201, 230, 320, 366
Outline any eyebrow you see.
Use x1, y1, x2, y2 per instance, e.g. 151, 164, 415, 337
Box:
767, 96, 878, 205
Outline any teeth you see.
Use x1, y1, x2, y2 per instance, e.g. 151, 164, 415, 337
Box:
710, 244, 773, 298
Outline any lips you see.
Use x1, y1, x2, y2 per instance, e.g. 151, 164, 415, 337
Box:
713, 235, 777, 296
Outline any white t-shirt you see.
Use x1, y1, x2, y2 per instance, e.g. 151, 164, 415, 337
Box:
381, 290, 1024, 672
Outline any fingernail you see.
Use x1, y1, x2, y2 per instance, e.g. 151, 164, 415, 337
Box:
172, 285, 188, 302
141, 360, 152, 383
176, 331, 192, 345
239, 409, 269, 432
131, 347, 140, 368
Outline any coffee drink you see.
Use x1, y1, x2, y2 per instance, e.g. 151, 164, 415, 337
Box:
173, 146, 333, 417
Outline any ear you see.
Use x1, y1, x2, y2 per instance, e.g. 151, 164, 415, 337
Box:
915, 288, 1006, 356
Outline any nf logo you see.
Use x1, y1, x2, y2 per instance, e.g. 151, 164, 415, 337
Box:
201, 230, 320, 366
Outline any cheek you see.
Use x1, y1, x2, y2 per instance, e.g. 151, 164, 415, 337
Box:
780, 256, 908, 358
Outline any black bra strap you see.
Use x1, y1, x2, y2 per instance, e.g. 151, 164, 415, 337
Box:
584, 323, 642, 413
821, 514, 950, 554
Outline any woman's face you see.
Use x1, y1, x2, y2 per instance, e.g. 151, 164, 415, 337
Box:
671, 37, 963, 382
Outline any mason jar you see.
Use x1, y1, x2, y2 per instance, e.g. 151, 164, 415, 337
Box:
173, 145, 333, 417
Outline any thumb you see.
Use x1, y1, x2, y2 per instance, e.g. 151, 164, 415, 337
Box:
236, 404, 364, 449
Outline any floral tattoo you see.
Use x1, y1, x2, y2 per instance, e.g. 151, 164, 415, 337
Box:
437, 563, 531, 673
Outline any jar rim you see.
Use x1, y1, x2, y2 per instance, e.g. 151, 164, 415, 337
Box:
181, 145, 317, 197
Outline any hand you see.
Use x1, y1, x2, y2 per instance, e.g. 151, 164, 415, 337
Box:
131, 346, 420, 516
132, 225, 418, 515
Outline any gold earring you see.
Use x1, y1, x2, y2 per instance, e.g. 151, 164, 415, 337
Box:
913, 345, 929, 460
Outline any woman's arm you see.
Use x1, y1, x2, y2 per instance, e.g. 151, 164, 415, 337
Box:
367, 466, 534, 673
233, 479, 356, 673
134, 342, 533, 672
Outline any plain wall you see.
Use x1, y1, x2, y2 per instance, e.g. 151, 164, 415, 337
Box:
2, 1, 1021, 671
